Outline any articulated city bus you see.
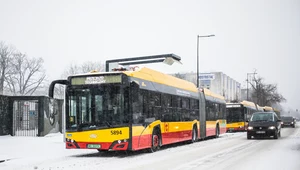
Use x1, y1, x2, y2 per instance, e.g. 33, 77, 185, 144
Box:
226, 100, 257, 132
48, 67, 226, 152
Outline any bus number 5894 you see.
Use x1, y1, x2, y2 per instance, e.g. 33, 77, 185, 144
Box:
111, 130, 122, 135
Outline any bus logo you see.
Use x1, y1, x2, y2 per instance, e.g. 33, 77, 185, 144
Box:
90, 134, 98, 138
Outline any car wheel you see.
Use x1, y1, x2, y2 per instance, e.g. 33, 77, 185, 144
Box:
274, 130, 278, 139
247, 134, 251, 139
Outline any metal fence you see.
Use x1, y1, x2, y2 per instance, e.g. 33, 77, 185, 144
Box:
0, 95, 63, 137
12, 100, 39, 136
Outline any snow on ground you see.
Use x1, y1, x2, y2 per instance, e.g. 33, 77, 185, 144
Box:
0, 132, 240, 170
0, 133, 95, 170
0, 124, 299, 170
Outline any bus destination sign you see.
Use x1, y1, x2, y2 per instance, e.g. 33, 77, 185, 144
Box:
85, 76, 105, 84
71, 75, 122, 85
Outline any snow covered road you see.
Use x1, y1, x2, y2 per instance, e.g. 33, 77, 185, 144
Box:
1, 124, 299, 170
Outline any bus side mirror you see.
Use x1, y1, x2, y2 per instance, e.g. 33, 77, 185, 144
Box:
48, 79, 69, 98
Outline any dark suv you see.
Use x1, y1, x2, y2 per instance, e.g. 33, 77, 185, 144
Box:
247, 112, 281, 139
281, 116, 296, 128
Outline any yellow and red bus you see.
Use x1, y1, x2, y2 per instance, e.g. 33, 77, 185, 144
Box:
49, 67, 226, 152
226, 100, 257, 132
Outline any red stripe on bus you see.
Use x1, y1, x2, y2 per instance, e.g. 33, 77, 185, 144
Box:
131, 129, 195, 150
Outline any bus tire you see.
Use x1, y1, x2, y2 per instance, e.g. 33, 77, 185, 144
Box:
215, 125, 220, 138
148, 128, 161, 153
191, 125, 198, 143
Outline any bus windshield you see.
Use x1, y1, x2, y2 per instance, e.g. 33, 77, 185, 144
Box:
226, 107, 244, 123
66, 85, 128, 131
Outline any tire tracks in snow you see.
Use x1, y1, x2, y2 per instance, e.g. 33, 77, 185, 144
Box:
174, 139, 262, 170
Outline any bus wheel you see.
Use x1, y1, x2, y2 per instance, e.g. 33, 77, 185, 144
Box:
149, 129, 161, 153
215, 125, 220, 138
191, 126, 197, 143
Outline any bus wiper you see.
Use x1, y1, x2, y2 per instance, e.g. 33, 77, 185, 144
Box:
89, 125, 97, 129
105, 121, 112, 127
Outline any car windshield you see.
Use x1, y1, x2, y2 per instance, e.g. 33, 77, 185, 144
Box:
250, 113, 274, 122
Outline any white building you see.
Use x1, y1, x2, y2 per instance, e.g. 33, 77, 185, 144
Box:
175, 72, 241, 102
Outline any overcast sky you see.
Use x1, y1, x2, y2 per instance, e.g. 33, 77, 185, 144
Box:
0, 0, 299, 111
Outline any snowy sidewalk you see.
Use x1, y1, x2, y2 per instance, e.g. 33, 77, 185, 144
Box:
0, 133, 94, 170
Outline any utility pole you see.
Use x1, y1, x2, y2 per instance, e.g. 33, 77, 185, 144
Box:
196, 34, 215, 88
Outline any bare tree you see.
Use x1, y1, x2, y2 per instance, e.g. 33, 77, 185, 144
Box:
53, 61, 105, 99
81, 61, 105, 73
5, 52, 46, 95
249, 76, 286, 107
61, 61, 104, 78
0, 41, 15, 95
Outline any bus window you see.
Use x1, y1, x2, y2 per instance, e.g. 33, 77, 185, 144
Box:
95, 95, 103, 122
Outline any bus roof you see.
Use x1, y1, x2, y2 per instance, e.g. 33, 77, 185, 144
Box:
256, 104, 264, 111
226, 100, 257, 110
122, 67, 198, 93
203, 88, 225, 101
240, 100, 257, 109
263, 106, 274, 111
201, 88, 226, 104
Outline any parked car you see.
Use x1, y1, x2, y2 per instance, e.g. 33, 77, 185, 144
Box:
281, 116, 296, 128
246, 112, 281, 139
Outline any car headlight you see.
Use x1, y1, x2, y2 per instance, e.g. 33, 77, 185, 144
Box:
268, 126, 275, 130
291, 122, 294, 124
248, 126, 253, 130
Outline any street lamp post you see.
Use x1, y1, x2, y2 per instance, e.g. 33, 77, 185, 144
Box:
246, 72, 257, 100
197, 34, 215, 88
